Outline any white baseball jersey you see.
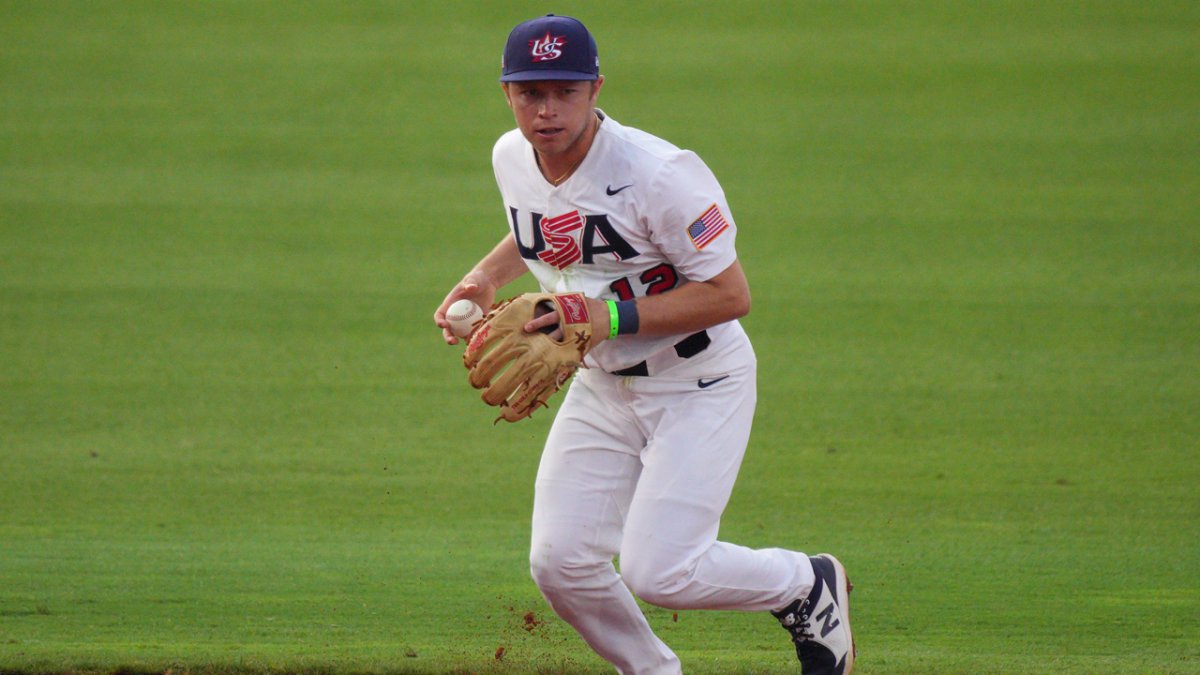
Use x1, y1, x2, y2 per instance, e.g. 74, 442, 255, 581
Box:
492, 110, 752, 374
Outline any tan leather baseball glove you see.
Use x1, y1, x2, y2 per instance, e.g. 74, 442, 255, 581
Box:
463, 292, 594, 423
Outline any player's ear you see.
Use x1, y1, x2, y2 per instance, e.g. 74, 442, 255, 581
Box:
590, 76, 604, 102
501, 83, 514, 109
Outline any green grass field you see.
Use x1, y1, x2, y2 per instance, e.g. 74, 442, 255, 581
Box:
2, 1, 1197, 673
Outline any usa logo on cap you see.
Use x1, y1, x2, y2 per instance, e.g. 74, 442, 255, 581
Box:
530, 33, 566, 62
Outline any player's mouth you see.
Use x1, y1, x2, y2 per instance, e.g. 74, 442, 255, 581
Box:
535, 127, 564, 138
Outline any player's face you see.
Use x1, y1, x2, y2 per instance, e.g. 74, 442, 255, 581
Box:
503, 78, 603, 161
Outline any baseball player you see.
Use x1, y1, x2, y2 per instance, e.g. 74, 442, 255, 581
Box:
433, 14, 855, 675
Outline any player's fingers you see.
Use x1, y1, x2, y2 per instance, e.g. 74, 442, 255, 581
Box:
435, 306, 461, 345
435, 281, 480, 319
525, 311, 559, 334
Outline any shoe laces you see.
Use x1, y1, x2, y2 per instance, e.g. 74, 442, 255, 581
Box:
777, 598, 815, 642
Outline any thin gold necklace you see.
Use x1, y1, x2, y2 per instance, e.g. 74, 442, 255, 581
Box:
547, 155, 584, 186
542, 115, 600, 186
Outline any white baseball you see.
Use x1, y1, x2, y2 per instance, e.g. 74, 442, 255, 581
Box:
446, 299, 484, 338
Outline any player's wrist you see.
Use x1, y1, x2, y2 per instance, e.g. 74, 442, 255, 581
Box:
467, 268, 498, 293
605, 300, 619, 339
617, 300, 640, 335
604, 299, 639, 339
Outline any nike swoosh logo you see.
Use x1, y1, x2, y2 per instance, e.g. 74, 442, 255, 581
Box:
606, 184, 633, 196
697, 375, 730, 389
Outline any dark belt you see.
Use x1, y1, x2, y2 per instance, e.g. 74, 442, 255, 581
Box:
612, 330, 711, 377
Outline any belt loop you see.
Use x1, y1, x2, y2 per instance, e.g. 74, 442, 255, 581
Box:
674, 330, 711, 359
613, 362, 649, 377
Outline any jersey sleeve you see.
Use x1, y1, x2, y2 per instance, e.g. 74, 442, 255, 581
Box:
491, 129, 523, 206
643, 150, 739, 282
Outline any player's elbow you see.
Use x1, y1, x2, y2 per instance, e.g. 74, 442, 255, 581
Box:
704, 285, 749, 325
724, 286, 751, 321
708, 260, 751, 321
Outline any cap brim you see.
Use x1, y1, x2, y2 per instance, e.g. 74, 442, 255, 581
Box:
500, 70, 599, 82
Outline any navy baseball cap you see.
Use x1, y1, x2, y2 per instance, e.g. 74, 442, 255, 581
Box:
500, 14, 599, 82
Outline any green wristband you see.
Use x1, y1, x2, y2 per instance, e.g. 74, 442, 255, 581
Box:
606, 300, 619, 340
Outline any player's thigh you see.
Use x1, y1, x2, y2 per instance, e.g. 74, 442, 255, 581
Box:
622, 365, 757, 556
532, 373, 646, 560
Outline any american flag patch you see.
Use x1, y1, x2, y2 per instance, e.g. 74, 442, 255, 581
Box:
687, 204, 730, 250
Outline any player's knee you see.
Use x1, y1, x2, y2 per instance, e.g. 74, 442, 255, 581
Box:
620, 548, 691, 609
529, 538, 604, 592
528, 547, 562, 590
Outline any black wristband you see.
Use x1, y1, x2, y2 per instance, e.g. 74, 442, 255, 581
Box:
615, 300, 639, 336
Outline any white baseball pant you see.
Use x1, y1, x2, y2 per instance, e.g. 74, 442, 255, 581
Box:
529, 355, 815, 675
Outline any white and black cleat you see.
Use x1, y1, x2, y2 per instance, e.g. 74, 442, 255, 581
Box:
772, 553, 855, 674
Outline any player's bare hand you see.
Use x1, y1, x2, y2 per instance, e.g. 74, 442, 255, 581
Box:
435, 269, 498, 345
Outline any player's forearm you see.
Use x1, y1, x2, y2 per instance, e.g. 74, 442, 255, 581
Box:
436, 234, 529, 345
470, 233, 528, 292
620, 260, 751, 337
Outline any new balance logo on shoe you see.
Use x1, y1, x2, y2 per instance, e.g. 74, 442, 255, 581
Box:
815, 603, 840, 638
